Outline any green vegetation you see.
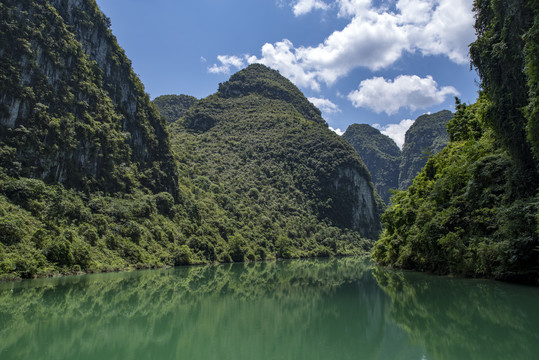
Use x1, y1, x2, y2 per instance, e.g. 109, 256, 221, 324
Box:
0, 1, 379, 279
153, 94, 198, 123
167, 64, 381, 259
373, 0, 538, 283
343, 112, 451, 204
343, 124, 401, 204
398, 110, 452, 189
0, 0, 177, 195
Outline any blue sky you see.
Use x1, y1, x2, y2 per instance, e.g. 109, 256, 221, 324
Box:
95, 0, 479, 147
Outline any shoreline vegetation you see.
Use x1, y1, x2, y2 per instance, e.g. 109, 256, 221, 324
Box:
372, 0, 538, 284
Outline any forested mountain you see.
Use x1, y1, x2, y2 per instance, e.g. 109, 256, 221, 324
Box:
343, 111, 451, 204
398, 110, 452, 189
170, 64, 382, 241
373, 0, 538, 283
0, 0, 380, 279
343, 124, 401, 204
0, 0, 178, 195
153, 94, 198, 123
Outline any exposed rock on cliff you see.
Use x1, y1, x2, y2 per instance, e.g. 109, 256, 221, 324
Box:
0, 0, 177, 194
398, 110, 453, 189
343, 124, 401, 204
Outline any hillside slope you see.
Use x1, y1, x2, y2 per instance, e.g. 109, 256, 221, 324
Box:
153, 94, 198, 123
343, 124, 401, 204
0, 0, 177, 194
398, 110, 452, 189
171, 64, 382, 240
373, 0, 538, 283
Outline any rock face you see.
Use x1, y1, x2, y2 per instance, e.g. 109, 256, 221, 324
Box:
343, 124, 401, 204
343, 111, 452, 203
153, 94, 198, 123
398, 110, 452, 189
0, 0, 177, 194
177, 64, 381, 239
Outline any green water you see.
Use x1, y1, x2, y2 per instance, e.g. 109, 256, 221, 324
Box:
1, 258, 538, 360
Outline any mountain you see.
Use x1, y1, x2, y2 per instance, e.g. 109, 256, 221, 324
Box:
342, 124, 401, 204
171, 64, 382, 240
0, 0, 381, 279
342, 111, 451, 204
153, 94, 198, 123
0, 0, 177, 195
398, 110, 452, 189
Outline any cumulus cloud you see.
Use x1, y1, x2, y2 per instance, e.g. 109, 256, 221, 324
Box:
308, 97, 341, 115
208, 55, 246, 74
373, 119, 415, 149
347, 75, 459, 115
293, 0, 330, 16
247, 40, 322, 90
329, 126, 344, 136
222, 0, 474, 90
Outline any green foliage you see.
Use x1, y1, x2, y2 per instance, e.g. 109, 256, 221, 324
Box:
343, 124, 401, 203
373, 112, 539, 282
218, 64, 326, 126
447, 97, 483, 142
0, 0, 178, 195
153, 94, 198, 123
524, 5, 539, 160
0, 62, 378, 279
398, 110, 453, 190
0, 1, 379, 279
373, 1, 539, 283
470, 0, 537, 173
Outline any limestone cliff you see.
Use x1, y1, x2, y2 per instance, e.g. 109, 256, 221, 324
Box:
0, 0, 177, 194
343, 124, 401, 204
398, 110, 452, 189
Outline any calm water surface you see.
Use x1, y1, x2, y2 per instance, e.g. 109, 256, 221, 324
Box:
1, 258, 538, 360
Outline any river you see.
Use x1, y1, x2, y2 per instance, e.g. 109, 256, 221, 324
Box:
1, 257, 538, 359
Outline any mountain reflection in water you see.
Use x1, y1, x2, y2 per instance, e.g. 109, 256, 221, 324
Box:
1, 257, 537, 360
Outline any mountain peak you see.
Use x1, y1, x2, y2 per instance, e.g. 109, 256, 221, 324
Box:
217, 64, 325, 125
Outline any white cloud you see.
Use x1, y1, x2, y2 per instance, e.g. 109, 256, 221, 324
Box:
374, 119, 415, 149
336, 0, 373, 18
200, 56, 207, 63
308, 97, 341, 115
329, 126, 344, 136
347, 75, 459, 115
406, 0, 475, 63
247, 40, 321, 90
208, 55, 246, 74
293, 0, 330, 16
218, 0, 475, 90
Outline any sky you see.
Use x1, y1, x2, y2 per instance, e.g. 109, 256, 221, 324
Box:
95, 0, 480, 148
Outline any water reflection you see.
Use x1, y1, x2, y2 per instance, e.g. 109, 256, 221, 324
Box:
0, 258, 537, 359
375, 269, 539, 360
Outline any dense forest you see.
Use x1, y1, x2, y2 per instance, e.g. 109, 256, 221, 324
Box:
152, 95, 198, 123
373, 0, 539, 283
0, 0, 380, 280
